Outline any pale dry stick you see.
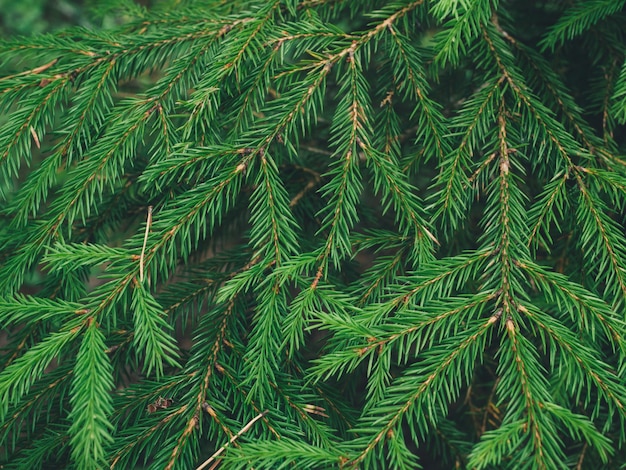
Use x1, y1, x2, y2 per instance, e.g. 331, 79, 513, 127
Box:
196, 410, 268, 470
0, 58, 58, 82
139, 206, 153, 283
29, 127, 41, 149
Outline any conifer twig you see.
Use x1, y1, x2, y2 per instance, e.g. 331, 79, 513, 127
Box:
195, 410, 268, 470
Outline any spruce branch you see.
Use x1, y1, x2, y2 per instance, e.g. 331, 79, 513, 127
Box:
539, 0, 626, 52
348, 315, 498, 468
0, 323, 82, 420
68, 318, 114, 470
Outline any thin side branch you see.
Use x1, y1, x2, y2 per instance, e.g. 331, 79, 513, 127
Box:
139, 206, 153, 284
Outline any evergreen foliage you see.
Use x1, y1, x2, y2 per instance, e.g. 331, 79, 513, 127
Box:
1, 0, 626, 468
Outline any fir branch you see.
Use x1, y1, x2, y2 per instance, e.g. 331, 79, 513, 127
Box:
43, 242, 131, 272
348, 315, 498, 468
433, 0, 498, 67
242, 280, 288, 405
0, 294, 83, 326
220, 437, 343, 469
130, 282, 181, 377
496, 318, 566, 469
519, 260, 626, 352
611, 59, 626, 124
495, 22, 607, 157
480, 23, 585, 173
0, 77, 72, 190
575, 180, 626, 304
0, 323, 83, 419
519, 302, 626, 421
430, 77, 501, 233
383, 25, 451, 163
539, 0, 626, 52
312, 43, 366, 281
308, 292, 494, 384
0, 367, 72, 456
365, 147, 437, 258
248, 151, 299, 263
3, 426, 69, 469
355, 250, 407, 304
68, 319, 114, 470
527, 172, 568, 251
5, 59, 117, 227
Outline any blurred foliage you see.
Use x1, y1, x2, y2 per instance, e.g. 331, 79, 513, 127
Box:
0, 0, 90, 36
0, 0, 155, 36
